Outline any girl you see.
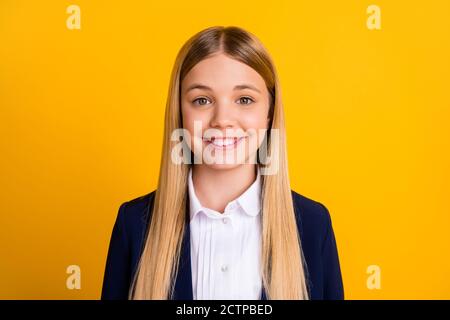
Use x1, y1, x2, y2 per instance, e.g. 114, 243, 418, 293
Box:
101, 26, 344, 300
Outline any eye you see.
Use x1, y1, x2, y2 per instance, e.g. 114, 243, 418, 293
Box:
192, 97, 211, 106
237, 96, 255, 105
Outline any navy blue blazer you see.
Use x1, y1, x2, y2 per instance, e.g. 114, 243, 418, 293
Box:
101, 190, 344, 300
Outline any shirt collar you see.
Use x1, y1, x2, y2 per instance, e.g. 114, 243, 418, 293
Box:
188, 166, 262, 221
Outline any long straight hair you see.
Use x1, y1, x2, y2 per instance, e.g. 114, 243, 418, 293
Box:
129, 26, 309, 300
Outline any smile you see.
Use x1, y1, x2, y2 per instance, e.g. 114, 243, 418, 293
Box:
202, 137, 246, 150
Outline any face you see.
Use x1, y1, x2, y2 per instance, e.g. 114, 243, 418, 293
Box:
180, 52, 271, 170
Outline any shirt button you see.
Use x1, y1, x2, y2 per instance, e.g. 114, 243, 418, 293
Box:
222, 218, 229, 224
221, 264, 228, 272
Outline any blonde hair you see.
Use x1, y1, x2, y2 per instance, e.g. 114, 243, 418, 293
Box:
129, 26, 309, 300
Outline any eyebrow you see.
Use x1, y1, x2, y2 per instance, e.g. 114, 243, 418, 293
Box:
185, 83, 262, 94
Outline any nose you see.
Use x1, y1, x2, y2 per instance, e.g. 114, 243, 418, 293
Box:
209, 101, 237, 129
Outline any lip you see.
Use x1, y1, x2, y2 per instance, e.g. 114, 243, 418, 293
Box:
202, 136, 246, 150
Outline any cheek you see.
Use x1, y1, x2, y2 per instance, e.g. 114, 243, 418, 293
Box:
181, 107, 209, 151
241, 107, 271, 150
182, 112, 210, 135
182, 102, 207, 130
239, 110, 270, 131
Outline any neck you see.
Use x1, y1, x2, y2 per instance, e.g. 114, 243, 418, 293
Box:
191, 164, 257, 214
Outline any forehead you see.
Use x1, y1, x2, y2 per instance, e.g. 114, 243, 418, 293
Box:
181, 53, 266, 92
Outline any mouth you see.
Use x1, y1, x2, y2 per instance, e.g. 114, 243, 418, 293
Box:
202, 136, 246, 150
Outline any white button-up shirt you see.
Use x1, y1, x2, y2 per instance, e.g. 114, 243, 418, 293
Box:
188, 166, 263, 300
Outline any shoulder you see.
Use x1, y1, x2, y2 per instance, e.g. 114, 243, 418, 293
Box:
290, 190, 334, 252
291, 190, 332, 232
291, 190, 344, 299
115, 191, 156, 242
119, 191, 155, 214
116, 189, 333, 241
102, 191, 157, 299
117, 189, 332, 232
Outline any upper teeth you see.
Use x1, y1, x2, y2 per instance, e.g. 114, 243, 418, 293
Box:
209, 138, 237, 146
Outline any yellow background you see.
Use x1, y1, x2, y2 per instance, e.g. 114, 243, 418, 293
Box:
1, 0, 449, 299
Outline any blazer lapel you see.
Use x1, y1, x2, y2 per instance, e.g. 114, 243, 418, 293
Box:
171, 193, 268, 300
261, 287, 267, 300
172, 196, 194, 300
